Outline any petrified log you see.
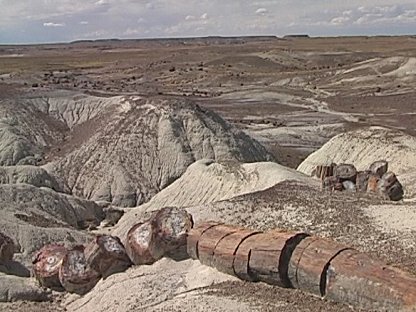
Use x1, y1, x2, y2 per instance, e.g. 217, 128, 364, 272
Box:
187, 221, 222, 260
314, 164, 336, 180
197, 224, 245, 267
212, 228, 260, 276
151, 207, 193, 258
0, 232, 14, 263
126, 221, 163, 265
334, 164, 357, 182
377, 172, 403, 201
84, 235, 131, 278
322, 176, 343, 191
58, 246, 100, 295
32, 244, 68, 290
367, 174, 380, 193
287, 236, 352, 296
356, 170, 371, 192
325, 249, 416, 311
369, 160, 388, 178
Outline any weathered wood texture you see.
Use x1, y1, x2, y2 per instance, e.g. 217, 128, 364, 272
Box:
287, 236, 352, 296
334, 164, 357, 182
326, 249, 416, 311
0, 232, 14, 263
378, 172, 404, 201
32, 244, 68, 289
356, 170, 371, 192
58, 246, 100, 295
84, 235, 131, 278
314, 164, 336, 180
197, 224, 245, 267
370, 160, 388, 177
187, 221, 222, 260
126, 222, 162, 265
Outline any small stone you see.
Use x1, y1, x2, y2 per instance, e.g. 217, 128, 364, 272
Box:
369, 161, 388, 178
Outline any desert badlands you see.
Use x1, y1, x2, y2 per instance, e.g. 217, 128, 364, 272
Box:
1, 36, 416, 311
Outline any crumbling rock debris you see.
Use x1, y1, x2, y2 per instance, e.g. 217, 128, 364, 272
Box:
84, 235, 131, 278
319, 160, 403, 201
0, 232, 15, 263
58, 245, 100, 295
32, 244, 68, 290
126, 207, 193, 264
188, 222, 416, 311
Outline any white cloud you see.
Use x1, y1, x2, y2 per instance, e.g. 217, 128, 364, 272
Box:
201, 13, 208, 20
43, 22, 65, 27
185, 15, 195, 21
255, 8, 268, 15
95, 0, 109, 6
80, 21, 89, 25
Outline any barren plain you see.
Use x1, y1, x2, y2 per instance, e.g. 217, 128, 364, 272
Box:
1, 36, 416, 311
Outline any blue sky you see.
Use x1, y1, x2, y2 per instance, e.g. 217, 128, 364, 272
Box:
1, 0, 416, 44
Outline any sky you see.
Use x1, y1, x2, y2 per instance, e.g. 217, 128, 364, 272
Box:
1, 0, 416, 44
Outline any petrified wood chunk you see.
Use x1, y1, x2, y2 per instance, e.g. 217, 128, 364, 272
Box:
342, 180, 356, 192
85, 235, 131, 278
151, 207, 193, 258
378, 172, 404, 201
322, 176, 343, 192
314, 164, 336, 180
287, 236, 353, 296
187, 221, 222, 260
334, 164, 357, 182
32, 244, 68, 290
369, 160, 388, 178
126, 221, 163, 265
356, 170, 371, 192
325, 249, 416, 311
0, 232, 15, 263
58, 246, 100, 295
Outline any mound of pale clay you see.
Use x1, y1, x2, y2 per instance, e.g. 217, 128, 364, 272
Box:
298, 126, 416, 198
0, 166, 67, 193
49, 97, 272, 207
0, 184, 103, 264
0, 274, 50, 302
113, 159, 318, 239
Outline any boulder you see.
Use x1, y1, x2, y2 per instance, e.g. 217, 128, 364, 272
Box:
334, 164, 357, 182
58, 246, 100, 295
32, 244, 68, 290
0, 232, 14, 263
126, 222, 163, 265
84, 235, 131, 278
369, 160, 388, 178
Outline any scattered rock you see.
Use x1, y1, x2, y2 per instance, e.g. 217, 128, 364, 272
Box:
334, 164, 357, 182
369, 160, 388, 178
342, 180, 356, 192
356, 171, 371, 192
32, 244, 68, 290
84, 235, 131, 278
126, 222, 163, 265
58, 246, 100, 295
378, 172, 404, 201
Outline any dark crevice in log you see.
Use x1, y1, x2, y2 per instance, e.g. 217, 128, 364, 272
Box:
195, 223, 222, 260
279, 233, 309, 288
230, 231, 262, 277
319, 248, 353, 297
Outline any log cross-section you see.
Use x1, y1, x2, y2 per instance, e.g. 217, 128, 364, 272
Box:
187, 221, 223, 260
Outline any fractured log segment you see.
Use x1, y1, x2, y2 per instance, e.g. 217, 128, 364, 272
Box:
126, 222, 163, 265
334, 164, 357, 182
32, 244, 68, 290
287, 236, 353, 297
197, 224, 245, 267
58, 246, 100, 295
325, 249, 416, 311
370, 160, 388, 178
356, 170, 371, 192
84, 235, 131, 278
187, 221, 222, 260
233, 230, 306, 286
212, 229, 260, 276
151, 207, 193, 258
314, 164, 336, 181
0, 232, 15, 263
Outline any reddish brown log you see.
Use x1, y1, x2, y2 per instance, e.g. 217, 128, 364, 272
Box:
126, 221, 163, 265
197, 224, 245, 267
32, 244, 68, 289
369, 160, 388, 178
0, 232, 14, 263
367, 174, 380, 193
187, 221, 222, 260
325, 249, 416, 311
84, 235, 131, 278
151, 207, 193, 258
314, 164, 336, 181
334, 164, 357, 182
356, 170, 371, 192
287, 236, 352, 296
58, 246, 100, 295
212, 229, 260, 276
